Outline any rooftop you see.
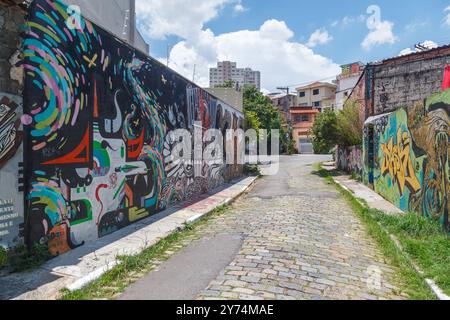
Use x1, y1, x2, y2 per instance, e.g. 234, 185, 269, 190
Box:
296, 81, 337, 91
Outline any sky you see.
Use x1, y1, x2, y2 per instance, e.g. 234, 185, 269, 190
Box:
135, 0, 450, 93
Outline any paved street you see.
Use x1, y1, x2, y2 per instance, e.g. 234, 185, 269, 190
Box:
120, 155, 407, 300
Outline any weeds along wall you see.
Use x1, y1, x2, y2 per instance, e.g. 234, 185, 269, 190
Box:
14, 0, 244, 255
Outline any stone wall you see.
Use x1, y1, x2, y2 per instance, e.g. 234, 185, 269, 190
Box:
373, 49, 450, 116
0, 4, 23, 95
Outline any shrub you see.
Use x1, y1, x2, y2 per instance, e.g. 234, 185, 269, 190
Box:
0, 246, 7, 268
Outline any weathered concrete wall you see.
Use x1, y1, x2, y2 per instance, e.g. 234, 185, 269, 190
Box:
0, 5, 23, 94
335, 145, 362, 175
0, 4, 24, 248
373, 50, 450, 116
365, 90, 449, 231
1, 0, 244, 255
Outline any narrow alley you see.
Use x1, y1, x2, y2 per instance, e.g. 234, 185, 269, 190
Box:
119, 156, 406, 300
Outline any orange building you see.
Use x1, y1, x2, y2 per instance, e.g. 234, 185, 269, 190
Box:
290, 107, 320, 154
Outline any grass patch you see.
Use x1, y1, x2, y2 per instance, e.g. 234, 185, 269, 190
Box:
0, 244, 53, 273
371, 212, 450, 296
244, 164, 261, 176
313, 164, 437, 300
59, 205, 230, 300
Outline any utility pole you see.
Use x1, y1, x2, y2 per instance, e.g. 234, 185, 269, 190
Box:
277, 86, 293, 153
166, 44, 170, 67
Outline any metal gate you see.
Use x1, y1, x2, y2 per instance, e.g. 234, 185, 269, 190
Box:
299, 137, 314, 154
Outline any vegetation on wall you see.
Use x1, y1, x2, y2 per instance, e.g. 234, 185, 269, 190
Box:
336, 99, 364, 147
311, 99, 364, 153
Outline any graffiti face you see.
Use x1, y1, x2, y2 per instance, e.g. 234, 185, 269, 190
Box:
22, 0, 244, 254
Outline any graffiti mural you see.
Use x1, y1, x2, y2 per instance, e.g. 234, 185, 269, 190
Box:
22, 0, 243, 255
0, 96, 23, 169
335, 145, 362, 175
0, 94, 24, 248
366, 87, 449, 230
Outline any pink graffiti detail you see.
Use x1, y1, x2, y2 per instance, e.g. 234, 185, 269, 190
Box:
21, 114, 33, 125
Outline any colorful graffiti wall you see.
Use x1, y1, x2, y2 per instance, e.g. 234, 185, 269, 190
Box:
335, 145, 362, 175
21, 0, 244, 255
0, 94, 24, 248
365, 89, 449, 230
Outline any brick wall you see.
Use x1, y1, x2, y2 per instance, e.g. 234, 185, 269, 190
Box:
373, 49, 450, 115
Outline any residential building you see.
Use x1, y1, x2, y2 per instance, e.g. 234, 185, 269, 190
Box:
296, 82, 337, 110
335, 62, 365, 110
290, 107, 320, 154
62, 0, 149, 53
209, 61, 261, 90
269, 92, 298, 122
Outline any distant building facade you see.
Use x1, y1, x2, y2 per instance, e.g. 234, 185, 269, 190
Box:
209, 61, 261, 90
290, 107, 320, 154
334, 62, 365, 110
269, 93, 298, 122
296, 82, 337, 110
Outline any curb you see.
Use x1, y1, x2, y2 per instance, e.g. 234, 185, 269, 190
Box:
64, 176, 259, 294
332, 177, 450, 301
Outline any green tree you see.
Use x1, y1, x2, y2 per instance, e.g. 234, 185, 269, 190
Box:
243, 86, 294, 154
336, 98, 363, 147
216, 79, 235, 88
310, 99, 364, 154
310, 108, 338, 154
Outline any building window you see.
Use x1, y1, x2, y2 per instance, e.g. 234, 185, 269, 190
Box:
302, 115, 310, 122
313, 101, 321, 107
299, 91, 306, 97
313, 89, 320, 95
294, 115, 302, 122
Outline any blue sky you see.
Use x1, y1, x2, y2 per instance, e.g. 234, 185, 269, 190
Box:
135, 0, 450, 91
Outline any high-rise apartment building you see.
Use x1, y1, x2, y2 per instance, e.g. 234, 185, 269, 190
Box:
209, 61, 261, 90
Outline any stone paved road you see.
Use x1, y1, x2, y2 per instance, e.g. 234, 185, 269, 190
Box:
120, 155, 407, 300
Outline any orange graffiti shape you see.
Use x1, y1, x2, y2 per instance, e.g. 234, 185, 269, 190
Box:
381, 128, 421, 196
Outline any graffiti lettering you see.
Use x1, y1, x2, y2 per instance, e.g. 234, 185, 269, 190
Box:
381, 128, 421, 196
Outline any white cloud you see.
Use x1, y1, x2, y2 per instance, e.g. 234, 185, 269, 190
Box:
136, 1, 340, 92
306, 28, 333, 47
233, 1, 247, 14
165, 20, 340, 91
398, 48, 415, 56
361, 20, 398, 50
445, 6, 450, 26
332, 15, 366, 27
136, 0, 232, 40
398, 40, 439, 56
